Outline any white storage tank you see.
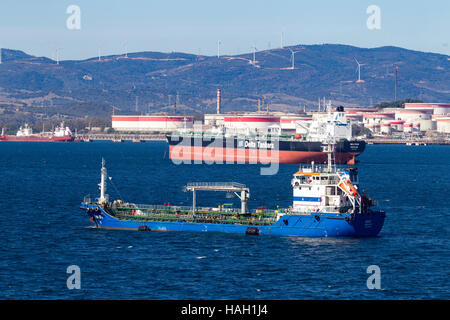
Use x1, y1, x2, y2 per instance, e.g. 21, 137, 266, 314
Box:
363, 113, 395, 125
404, 103, 450, 115
112, 115, 194, 132
390, 120, 404, 132
380, 121, 391, 135
403, 123, 413, 133
280, 115, 312, 130
435, 116, 450, 133
417, 119, 436, 131
223, 114, 280, 132
395, 109, 431, 121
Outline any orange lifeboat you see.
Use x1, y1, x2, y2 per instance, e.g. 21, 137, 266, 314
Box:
338, 179, 358, 197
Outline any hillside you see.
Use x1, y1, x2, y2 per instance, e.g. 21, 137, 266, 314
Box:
0, 44, 449, 124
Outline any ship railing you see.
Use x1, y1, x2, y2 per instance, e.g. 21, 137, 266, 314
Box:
292, 205, 353, 214
116, 204, 244, 214
113, 203, 281, 216
175, 131, 295, 140
185, 182, 246, 188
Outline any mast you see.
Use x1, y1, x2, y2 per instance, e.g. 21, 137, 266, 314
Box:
98, 158, 107, 204
323, 133, 336, 173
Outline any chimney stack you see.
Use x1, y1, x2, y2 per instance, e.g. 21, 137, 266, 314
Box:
216, 88, 221, 114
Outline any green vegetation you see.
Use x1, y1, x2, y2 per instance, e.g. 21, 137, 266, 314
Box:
374, 99, 423, 109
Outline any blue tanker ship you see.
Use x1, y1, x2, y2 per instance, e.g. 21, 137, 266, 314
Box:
80, 144, 385, 237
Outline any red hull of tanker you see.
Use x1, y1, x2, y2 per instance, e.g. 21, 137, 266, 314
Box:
0, 135, 74, 142
169, 145, 358, 164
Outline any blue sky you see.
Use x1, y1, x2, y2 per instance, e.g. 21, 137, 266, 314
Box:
0, 0, 448, 60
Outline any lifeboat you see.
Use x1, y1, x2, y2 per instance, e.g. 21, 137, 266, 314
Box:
338, 179, 358, 197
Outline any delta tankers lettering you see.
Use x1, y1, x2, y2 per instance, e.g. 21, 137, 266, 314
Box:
243, 140, 275, 149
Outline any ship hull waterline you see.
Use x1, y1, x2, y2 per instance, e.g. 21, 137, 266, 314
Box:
81, 203, 385, 238
0, 135, 74, 142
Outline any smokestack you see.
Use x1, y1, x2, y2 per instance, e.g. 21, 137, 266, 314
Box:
216, 88, 221, 114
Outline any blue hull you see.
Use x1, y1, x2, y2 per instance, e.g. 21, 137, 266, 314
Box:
81, 203, 385, 237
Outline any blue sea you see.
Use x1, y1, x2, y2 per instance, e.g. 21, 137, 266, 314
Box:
0, 141, 448, 299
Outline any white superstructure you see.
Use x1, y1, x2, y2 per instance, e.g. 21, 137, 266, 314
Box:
54, 122, 72, 137
291, 143, 362, 214
16, 124, 33, 136
295, 105, 353, 142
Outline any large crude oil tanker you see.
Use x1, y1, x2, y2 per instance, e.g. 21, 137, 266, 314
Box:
167, 106, 365, 165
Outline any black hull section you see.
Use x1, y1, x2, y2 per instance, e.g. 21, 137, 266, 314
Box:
166, 135, 366, 154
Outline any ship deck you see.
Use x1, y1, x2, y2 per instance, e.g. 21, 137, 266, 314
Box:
107, 204, 281, 226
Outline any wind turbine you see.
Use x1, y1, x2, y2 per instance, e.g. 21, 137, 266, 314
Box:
55, 48, 62, 65
123, 41, 128, 58
252, 45, 257, 65
217, 40, 221, 59
288, 48, 303, 69
354, 57, 366, 83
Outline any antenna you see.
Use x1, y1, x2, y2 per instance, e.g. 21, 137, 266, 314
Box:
354, 57, 366, 83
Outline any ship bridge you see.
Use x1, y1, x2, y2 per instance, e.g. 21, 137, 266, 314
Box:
184, 182, 250, 214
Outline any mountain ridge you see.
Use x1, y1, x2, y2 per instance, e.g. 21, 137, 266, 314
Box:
0, 43, 448, 122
